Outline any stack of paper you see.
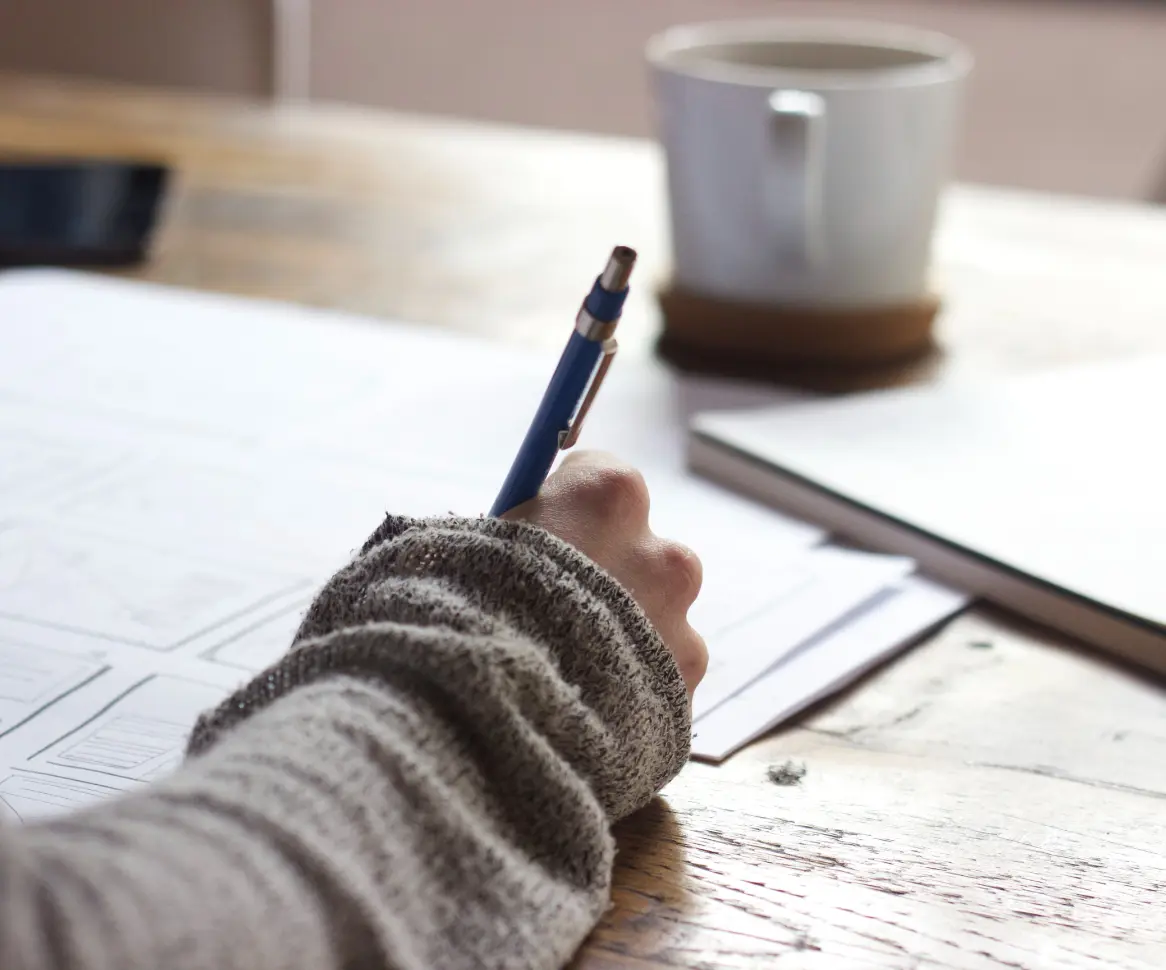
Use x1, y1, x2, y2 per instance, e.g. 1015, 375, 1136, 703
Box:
0, 271, 965, 821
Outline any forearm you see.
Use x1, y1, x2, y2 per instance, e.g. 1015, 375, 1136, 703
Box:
1, 516, 690, 970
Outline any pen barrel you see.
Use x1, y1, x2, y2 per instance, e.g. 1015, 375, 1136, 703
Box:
489, 331, 604, 517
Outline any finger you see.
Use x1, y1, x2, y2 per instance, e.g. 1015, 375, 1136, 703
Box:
498, 451, 626, 522
545, 452, 651, 530
657, 623, 709, 696
554, 448, 622, 473
630, 536, 702, 617
656, 538, 703, 612
498, 491, 540, 523
498, 450, 630, 523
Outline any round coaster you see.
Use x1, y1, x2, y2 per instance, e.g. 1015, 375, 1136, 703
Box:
659, 285, 940, 363
656, 284, 942, 390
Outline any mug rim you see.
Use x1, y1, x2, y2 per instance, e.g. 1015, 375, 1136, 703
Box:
646, 19, 973, 89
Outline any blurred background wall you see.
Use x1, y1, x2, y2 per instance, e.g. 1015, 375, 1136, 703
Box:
0, 0, 277, 97
2, 0, 1164, 202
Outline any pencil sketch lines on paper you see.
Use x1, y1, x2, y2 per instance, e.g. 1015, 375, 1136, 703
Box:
53, 714, 190, 778
29, 675, 230, 788
0, 431, 125, 509
0, 637, 107, 737
0, 771, 123, 822
0, 523, 312, 651
204, 601, 311, 672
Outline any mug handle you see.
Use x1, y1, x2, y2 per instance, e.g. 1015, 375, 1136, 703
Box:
767, 90, 826, 267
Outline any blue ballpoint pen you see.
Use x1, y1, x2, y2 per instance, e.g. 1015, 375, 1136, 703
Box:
489, 245, 637, 517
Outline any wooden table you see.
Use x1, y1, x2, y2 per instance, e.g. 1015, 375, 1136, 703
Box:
2, 74, 1164, 969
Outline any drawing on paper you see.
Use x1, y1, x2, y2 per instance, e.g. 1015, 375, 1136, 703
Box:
52, 713, 190, 778
204, 602, 310, 672
0, 638, 107, 737
27, 674, 230, 792
0, 431, 124, 509
0, 771, 123, 822
52, 451, 482, 573
0, 522, 311, 650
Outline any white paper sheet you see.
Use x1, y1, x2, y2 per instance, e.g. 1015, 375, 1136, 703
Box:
0, 270, 963, 814
0, 618, 243, 819
0, 638, 107, 736
201, 600, 314, 673
1, 670, 237, 819
692, 548, 915, 719
691, 577, 969, 761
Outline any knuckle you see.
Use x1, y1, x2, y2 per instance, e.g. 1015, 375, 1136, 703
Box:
584, 464, 650, 521
659, 541, 703, 604
676, 630, 709, 688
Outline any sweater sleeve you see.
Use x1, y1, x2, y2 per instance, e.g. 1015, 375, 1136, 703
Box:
0, 515, 691, 970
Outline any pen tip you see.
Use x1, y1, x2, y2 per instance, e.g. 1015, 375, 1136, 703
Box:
600, 245, 637, 292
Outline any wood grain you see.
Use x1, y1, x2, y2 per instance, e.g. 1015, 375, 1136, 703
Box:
2, 73, 1164, 969
592, 617, 1166, 968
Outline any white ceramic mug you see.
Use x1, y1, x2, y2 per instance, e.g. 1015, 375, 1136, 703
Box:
648, 21, 972, 308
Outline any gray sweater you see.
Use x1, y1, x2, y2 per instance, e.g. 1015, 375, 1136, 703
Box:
0, 516, 691, 970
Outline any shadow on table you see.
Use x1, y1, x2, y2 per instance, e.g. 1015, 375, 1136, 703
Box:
570, 797, 696, 967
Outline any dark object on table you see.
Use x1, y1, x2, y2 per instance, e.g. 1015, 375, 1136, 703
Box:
766, 761, 807, 786
0, 157, 169, 268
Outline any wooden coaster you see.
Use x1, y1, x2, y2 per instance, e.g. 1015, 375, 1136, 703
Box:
657, 284, 943, 391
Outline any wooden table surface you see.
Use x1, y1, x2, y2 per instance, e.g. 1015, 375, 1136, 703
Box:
2, 74, 1164, 969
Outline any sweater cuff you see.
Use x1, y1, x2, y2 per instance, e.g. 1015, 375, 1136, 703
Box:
187, 515, 691, 817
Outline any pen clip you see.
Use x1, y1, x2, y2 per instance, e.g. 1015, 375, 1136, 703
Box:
559, 338, 617, 450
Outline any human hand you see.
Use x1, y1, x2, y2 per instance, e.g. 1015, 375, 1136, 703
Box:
503, 451, 708, 697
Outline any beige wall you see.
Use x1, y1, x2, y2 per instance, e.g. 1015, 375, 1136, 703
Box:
2, 0, 1164, 201
310, 0, 1166, 201
0, 0, 274, 97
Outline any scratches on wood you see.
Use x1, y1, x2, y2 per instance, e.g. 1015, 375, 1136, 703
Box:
969, 762, 1166, 801
579, 615, 1166, 968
